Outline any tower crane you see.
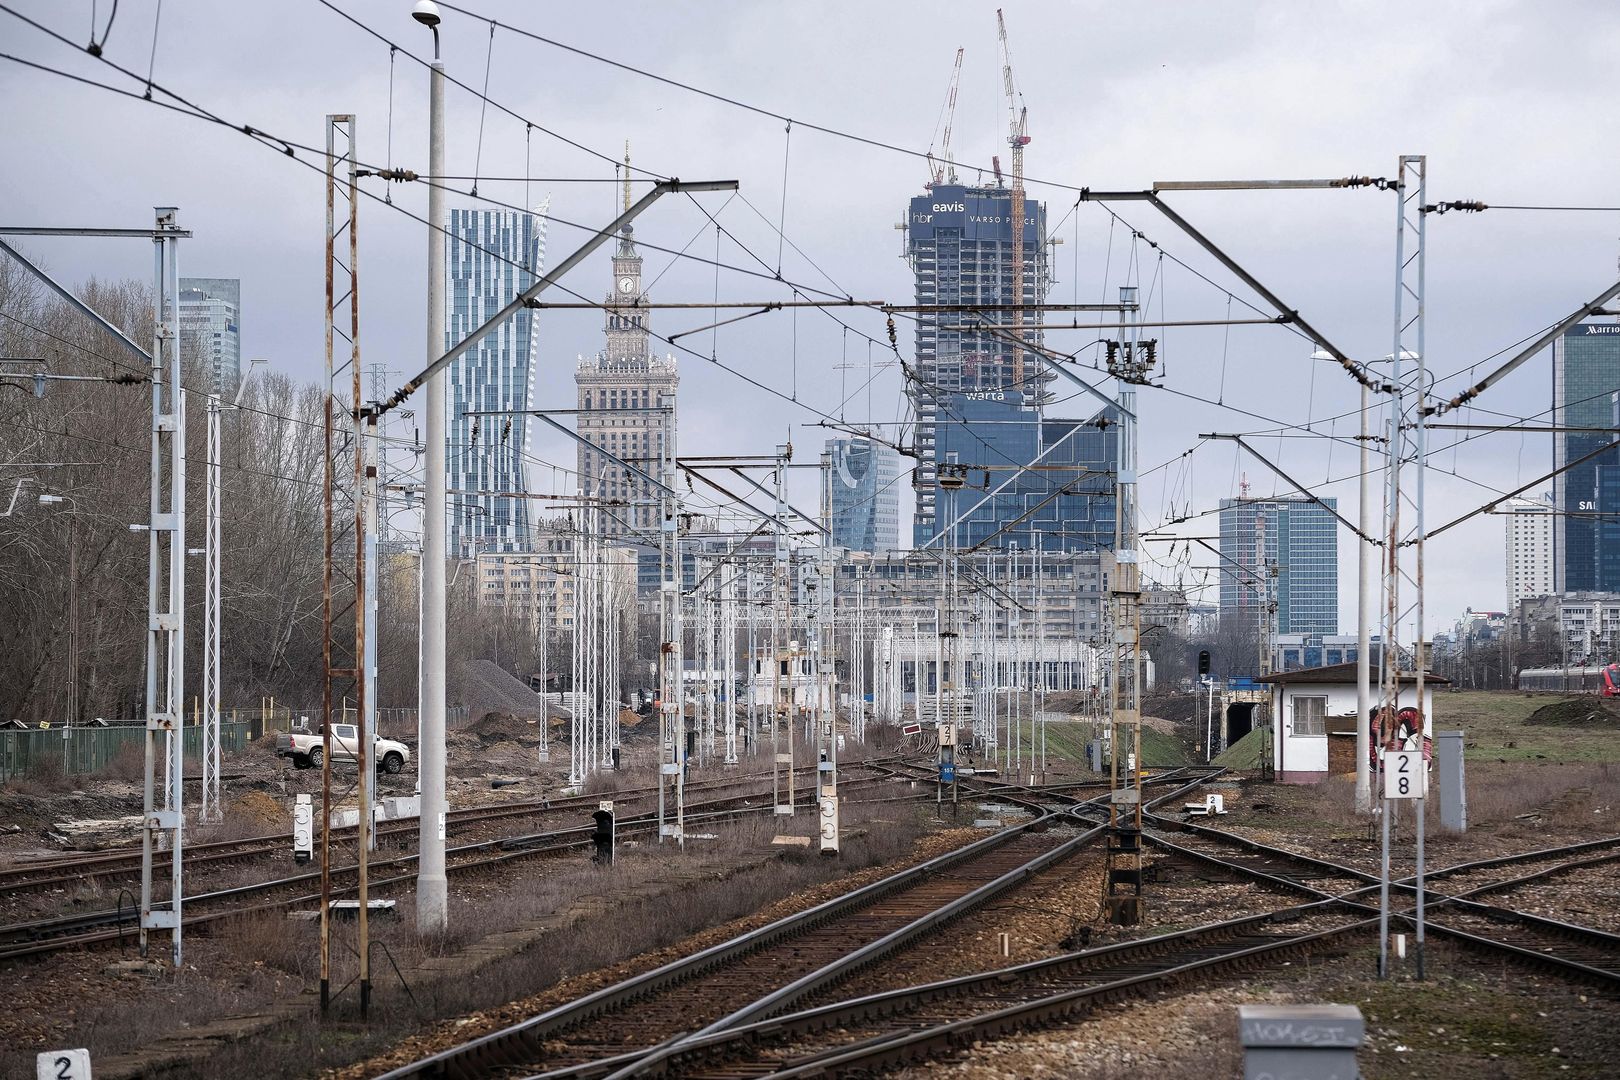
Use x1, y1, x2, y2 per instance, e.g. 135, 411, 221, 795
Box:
997, 9, 1031, 395
926, 48, 965, 190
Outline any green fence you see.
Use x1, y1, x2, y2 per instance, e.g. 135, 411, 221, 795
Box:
0, 720, 258, 782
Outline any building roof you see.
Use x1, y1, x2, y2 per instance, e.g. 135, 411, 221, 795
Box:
1258, 661, 1450, 686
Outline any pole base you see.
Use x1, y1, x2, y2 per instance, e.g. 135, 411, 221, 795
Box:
1105, 896, 1143, 926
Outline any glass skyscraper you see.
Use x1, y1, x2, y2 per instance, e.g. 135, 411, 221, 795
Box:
904, 184, 1050, 542
445, 206, 549, 558
921, 391, 1117, 554
1554, 322, 1620, 592
178, 277, 240, 397
1218, 496, 1339, 635
824, 437, 902, 553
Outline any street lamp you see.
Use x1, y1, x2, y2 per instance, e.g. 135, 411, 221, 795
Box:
37, 493, 79, 730
415, 0, 451, 938
200, 357, 268, 825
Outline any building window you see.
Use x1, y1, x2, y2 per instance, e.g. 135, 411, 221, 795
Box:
1293, 695, 1326, 736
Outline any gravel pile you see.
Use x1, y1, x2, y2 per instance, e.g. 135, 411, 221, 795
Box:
459, 658, 546, 724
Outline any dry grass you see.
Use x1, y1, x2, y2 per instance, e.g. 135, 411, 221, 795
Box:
1260, 760, 1620, 840
1465, 761, 1620, 828
5, 756, 76, 795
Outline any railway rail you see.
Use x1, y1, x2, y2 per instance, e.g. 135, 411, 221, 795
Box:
626, 815, 1620, 1078
376, 772, 1225, 1080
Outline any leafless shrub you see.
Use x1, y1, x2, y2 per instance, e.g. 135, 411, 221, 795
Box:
216, 911, 320, 979
5, 755, 75, 795
96, 741, 145, 782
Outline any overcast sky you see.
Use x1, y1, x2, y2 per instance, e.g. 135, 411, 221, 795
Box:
5, 0, 1619, 638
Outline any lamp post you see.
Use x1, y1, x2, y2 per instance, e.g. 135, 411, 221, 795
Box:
200, 358, 269, 823
37, 494, 78, 736
414, 0, 450, 936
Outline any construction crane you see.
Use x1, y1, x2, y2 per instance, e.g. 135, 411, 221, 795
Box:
997, 9, 1031, 395
926, 48, 965, 190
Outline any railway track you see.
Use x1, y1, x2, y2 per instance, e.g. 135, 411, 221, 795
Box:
1133, 808, 1620, 988
0, 774, 913, 963
0, 763, 886, 897
716, 821, 1620, 1079
366, 769, 1616, 1080
377, 772, 1226, 1079
589, 905, 1367, 1080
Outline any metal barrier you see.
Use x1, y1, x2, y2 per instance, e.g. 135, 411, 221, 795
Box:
0, 721, 256, 782
1, 704, 471, 781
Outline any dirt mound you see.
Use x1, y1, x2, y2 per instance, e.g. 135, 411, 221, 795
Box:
1525, 697, 1620, 728
457, 658, 546, 726
466, 712, 544, 747
1140, 727, 1192, 766
230, 790, 285, 828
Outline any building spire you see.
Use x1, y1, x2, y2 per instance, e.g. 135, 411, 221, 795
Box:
623, 140, 632, 213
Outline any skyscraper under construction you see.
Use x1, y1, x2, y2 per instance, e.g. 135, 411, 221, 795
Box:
904, 183, 1051, 545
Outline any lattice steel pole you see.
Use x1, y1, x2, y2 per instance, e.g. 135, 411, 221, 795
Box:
723, 544, 740, 764
772, 445, 794, 818
658, 394, 685, 842
321, 114, 366, 1010
138, 207, 186, 965
201, 394, 222, 823
1379, 153, 1428, 979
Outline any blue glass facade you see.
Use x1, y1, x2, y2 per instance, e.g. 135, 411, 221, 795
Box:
825, 438, 903, 553
445, 208, 548, 558
1555, 323, 1620, 592
917, 392, 1117, 553
1218, 497, 1339, 635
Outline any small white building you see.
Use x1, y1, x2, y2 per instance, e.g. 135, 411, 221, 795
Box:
1258, 663, 1446, 784
747, 647, 835, 718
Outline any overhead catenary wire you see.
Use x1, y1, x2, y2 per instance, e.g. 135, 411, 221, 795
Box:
0, 37, 879, 441
0, 14, 1435, 479
14, 2, 1614, 587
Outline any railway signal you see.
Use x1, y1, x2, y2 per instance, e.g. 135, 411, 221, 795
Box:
292, 794, 313, 864
592, 801, 615, 866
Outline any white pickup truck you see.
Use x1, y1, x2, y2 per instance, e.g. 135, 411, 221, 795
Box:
275, 723, 410, 774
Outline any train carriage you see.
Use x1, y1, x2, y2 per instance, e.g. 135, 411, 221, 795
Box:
1516, 664, 1620, 695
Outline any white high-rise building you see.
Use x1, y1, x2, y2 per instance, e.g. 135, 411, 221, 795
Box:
444, 204, 550, 558
824, 437, 903, 553
178, 277, 240, 397
1505, 493, 1556, 609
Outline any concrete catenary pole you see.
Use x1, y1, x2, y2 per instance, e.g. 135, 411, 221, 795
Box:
415, 0, 449, 935
1356, 376, 1373, 812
